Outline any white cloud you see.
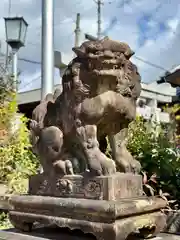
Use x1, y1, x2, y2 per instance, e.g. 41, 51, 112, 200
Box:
167, 18, 179, 31
0, 0, 180, 92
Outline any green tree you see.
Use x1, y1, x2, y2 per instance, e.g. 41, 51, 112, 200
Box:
0, 74, 39, 229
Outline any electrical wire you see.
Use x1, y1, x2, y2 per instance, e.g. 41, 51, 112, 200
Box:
17, 53, 169, 93
19, 75, 41, 92
3, 0, 177, 90
133, 56, 167, 71
19, 58, 41, 65
18, 50, 169, 71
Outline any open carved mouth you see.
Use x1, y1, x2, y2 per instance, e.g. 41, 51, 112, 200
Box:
88, 55, 124, 75
115, 87, 132, 97
92, 68, 121, 76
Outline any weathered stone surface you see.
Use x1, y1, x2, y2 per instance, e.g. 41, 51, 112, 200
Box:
30, 37, 142, 177
9, 195, 167, 240
29, 173, 143, 200
0, 194, 11, 210
8, 38, 167, 240
9, 195, 166, 222
1, 229, 179, 240
165, 212, 180, 234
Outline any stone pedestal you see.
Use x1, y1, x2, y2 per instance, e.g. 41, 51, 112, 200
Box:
9, 173, 167, 240
28, 172, 143, 200
1, 230, 179, 240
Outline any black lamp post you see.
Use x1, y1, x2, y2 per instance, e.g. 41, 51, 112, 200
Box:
4, 17, 28, 91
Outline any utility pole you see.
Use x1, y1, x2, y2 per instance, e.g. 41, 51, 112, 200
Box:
74, 13, 81, 48
97, 0, 103, 39
5, 0, 11, 70
41, 0, 54, 100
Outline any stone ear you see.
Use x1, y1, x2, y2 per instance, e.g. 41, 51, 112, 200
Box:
45, 93, 53, 102
125, 50, 135, 59
103, 36, 109, 40
130, 51, 135, 57
72, 47, 86, 58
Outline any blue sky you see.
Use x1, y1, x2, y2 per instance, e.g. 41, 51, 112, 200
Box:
0, 0, 180, 92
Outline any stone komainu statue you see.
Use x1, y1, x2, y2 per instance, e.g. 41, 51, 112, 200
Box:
30, 37, 141, 176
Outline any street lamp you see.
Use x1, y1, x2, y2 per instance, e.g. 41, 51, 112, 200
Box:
4, 17, 28, 91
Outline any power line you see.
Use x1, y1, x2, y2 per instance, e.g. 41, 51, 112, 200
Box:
19, 55, 168, 93
18, 54, 169, 92
19, 58, 41, 65
133, 56, 167, 71
84, 32, 169, 71
19, 75, 41, 92
18, 53, 168, 71
18, 56, 169, 93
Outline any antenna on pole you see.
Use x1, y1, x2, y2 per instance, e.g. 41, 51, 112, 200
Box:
74, 13, 81, 47
97, 0, 101, 39
97, 0, 103, 39
94, 0, 103, 40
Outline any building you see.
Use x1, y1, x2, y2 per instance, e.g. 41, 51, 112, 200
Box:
157, 65, 180, 87
157, 65, 180, 146
17, 80, 175, 123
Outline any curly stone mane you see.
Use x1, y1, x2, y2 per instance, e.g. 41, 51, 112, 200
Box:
60, 37, 141, 104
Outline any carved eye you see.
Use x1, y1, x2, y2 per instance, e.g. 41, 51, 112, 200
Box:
95, 51, 101, 55
129, 84, 135, 90
52, 146, 59, 152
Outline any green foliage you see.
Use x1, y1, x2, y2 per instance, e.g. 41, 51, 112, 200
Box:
0, 94, 17, 141
127, 116, 180, 207
0, 75, 14, 104
127, 117, 179, 175
0, 212, 12, 229
0, 73, 39, 228
0, 95, 39, 194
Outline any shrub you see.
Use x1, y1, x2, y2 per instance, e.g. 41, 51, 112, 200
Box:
0, 95, 39, 193
127, 116, 180, 207
0, 75, 39, 228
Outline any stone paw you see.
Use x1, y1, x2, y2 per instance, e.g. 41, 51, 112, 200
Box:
97, 153, 116, 175
87, 159, 103, 176
130, 159, 141, 174
65, 160, 74, 175
116, 158, 132, 173
101, 159, 116, 175
53, 160, 67, 175
87, 150, 116, 176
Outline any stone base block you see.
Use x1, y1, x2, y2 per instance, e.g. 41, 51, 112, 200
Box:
29, 172, 143, 200
165, 212, 180, 234
0, 231, 179, 240
9, 195, 167, 240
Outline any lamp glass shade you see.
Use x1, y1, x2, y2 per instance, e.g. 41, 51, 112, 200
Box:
4, 17, 28, 49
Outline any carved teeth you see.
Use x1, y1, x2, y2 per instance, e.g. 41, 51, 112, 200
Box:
93, 69, 120, 76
